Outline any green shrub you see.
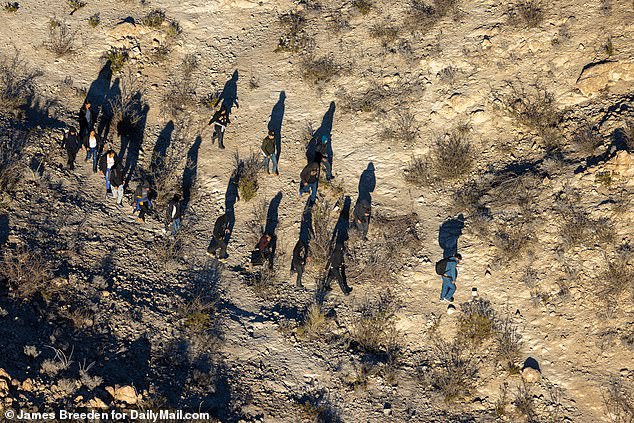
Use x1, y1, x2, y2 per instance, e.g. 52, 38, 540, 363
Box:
234, 152, 260, 202
4, 2, 19, 12
88, 13, 100, 27
457, 298, 496, 346
67, 0, 86, 14
102, 47, 128, 73
433, 124, 474, 180
142, 9, 166, 28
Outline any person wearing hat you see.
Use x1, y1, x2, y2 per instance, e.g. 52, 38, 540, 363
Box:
315, 134, 334, 181
261, 129, 279, 175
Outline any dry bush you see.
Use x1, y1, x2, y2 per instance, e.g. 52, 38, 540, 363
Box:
381, 110, 420, 145
349, 291, 401, 358
600, 0, 612, 15
88, 13, 100, 27
297, 303, 327, 339
513, 381, 538, 422
4, 2, 19, 12
494, 82, 560, 138
457, 298, 496, 346
603, 377, 634, 423
151, 235, 184, 269
310, 198, 337, 269
557, 207, 611, 250
276, 11, 313, 53
1, 245, 54, 301
597, 256, 634, 308
572, 120, 602, 156
107, 69, 146, 136
433, 124, 474, 180
102, 46, 128, 73
369, 22, 400, 48
166, 20, 182, 38
429, 338, 478, 401
68, 0, 86, 13
162, 57, 199, 117
178, 296, 217, 333
495, 315, 523, 371
406, 0, 458, 31
493, 223, 533, 260
509, 0, 544, 28
79, 362, 103, 390
438, 65, 459, 86
0, 131, 27, 194
352, 0, 373, 14
142, 9, 166, 28
233, 151, 260, 202
47, 18, 75, 56
403, 155, 434, 187
301, 55, 342, 85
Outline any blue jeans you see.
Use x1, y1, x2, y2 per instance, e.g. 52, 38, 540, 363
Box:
172, 218, 181, 235
299, 181, 317, 203
441, 277, 456, 300
105, 168, 111, 190
86, 148, 98, 170
263, 154, 278, 174
322, 159, 333, 179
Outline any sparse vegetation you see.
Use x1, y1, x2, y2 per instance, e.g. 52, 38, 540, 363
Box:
406, 0, 458, 31
4, 2, 19, 12
369, 22, 400, 48
572, 120, 602, 156
107, 69, 146, 135
1, 244, 54, 301
381, 110, 420, 145
276, 11, 313, 53
433, 124, 474, 180
352, 0, 373, 14
102, 46, 129, 73
600, 0, 612, 15
162, 56, 199, 117
301, 55, 342, 85
457, 298, 496, 346
0, 48, 40, 113
428, 338, 478, 401
603, 377, 634, 423
603, 35, 615, 57
495, 315, 523, 371
233, 151, 260, 202
509, 0, 544, 28
88, 13, 100, 27
47, 18, 75, 56
142, 9, 166, 28
297, 303, 328, 339
67, 0, 86, 14
513, 380, 538, 421
349, 291, 401, 357
166, 20, 182, 38
403, 155, 434, 186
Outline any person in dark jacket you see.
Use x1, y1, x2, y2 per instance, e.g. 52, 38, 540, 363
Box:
251, 233, 276, 269
440, 254, 461, 302
352, 198, 371, 240
98, 150, 118, 197
133, 180, 153, 223
299, 161, 320, 203
78, 101, 95, 144
166, 194, 182, 236
290, 239, 308, 287
324, 243, 352, 295
207, 213, 230, 260
314, 135, 334, 180
109, 160, 125, 207
208, 106, 230, 149
261, 130, 278, 175
62, 127, 81, 170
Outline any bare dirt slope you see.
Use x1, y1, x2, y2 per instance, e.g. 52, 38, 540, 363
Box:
1, 0, 634, 421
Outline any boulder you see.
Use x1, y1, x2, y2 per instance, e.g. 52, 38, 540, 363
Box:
576, 60, 634, 96
521, 367, 542, 383
105, 385, 139, 405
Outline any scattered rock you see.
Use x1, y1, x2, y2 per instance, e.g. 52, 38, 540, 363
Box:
105, 385, 139, 405
576, 60, 634, 96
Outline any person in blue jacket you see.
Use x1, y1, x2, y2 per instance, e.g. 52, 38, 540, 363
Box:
440, 254, 462, 302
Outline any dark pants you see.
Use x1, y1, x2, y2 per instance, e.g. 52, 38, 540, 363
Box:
354, 219, 369, 239
66, 150, 77, 169
291, 260, 304, 287
138, 202, 150, 222
212, 124, 225, 149
326, 265, 351, 294
208, 236, 228, 259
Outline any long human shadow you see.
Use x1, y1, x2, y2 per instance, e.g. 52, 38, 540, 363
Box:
100, 335, 151, 392
268, 91, 286, 162
264, 191, 283, 236
330, 196, 351, 246
98, 76, 121, 153
123, 98, 150, 188
306, 101, 336, 166
182, 135, 202, 212
438, 214, 465, 258
224, 173, 240, 245
358, 162, 375, 203
217, 70, 239, 116
84, 61, 113, 126
0, 213, 8, 246
299, 198, 315, 244
151, 120, 174, 174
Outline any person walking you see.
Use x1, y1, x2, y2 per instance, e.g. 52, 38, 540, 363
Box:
251, 233, 276, 270
62, 127, 81, 170
109, 159, 125, 207
85, 130, 100, 173
166, 194, 182, 236
261, 130, 279, 175
440, 254, 462, 302
290, 239, 308, 288
299, 161, 320, 204
315, 135, 334, 180
325, 243, 352, 295
133, 180, 153, 223
352, 198, 371, 240
208, 106, 230, 149
78, 101, 95, 143
98, 149, 118, 197
207, 213, 230, 260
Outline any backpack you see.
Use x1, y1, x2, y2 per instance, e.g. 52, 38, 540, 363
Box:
435, 257, 450, 276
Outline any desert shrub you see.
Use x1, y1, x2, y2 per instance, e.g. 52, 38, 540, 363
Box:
457, 298, 496, 346
433, 124, 474, 180
142, 9, 166, 28
603, 377, 634, 422
102, 46, 128, 73
297, 303, 327, 339
68, 0, 86, 13
369, 22, 400, 47
381, 110, 420, 145
429, 338, 478, 401
349, 291, 401, 359
310, 198, 336, 268
88, 13, 100, 27
603, 35, 615, 57
407, 0, 457, 31
178, 296, 217, 333
352, 0, 373, 14
1, 245, 53, 301
79, 361, 103, 390
509, 0, 544, 28
557, 207, 598, 250
47, 18, 75, 56
600, 0, 612, 15
4, 2, 19, 12
493, 224, 533, 260
495, 82, 560, 137
0, 48, 40, 113
403, 155, 433, 186
301, 55, 342, 85
495, 315, 523, 370
151, 235, 184, 269
514, 381, 538, 421
107, 69, 145, 136
162, 66, 198, 117
276, 11, 313, 53
233, 151, 260, 202
598, 257, 634, 307
166, 20, 182, 38
438, 65, 459, 85
41, 346, 73, 376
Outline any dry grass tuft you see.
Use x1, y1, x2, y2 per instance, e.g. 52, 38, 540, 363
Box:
1, 245, 54, 301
